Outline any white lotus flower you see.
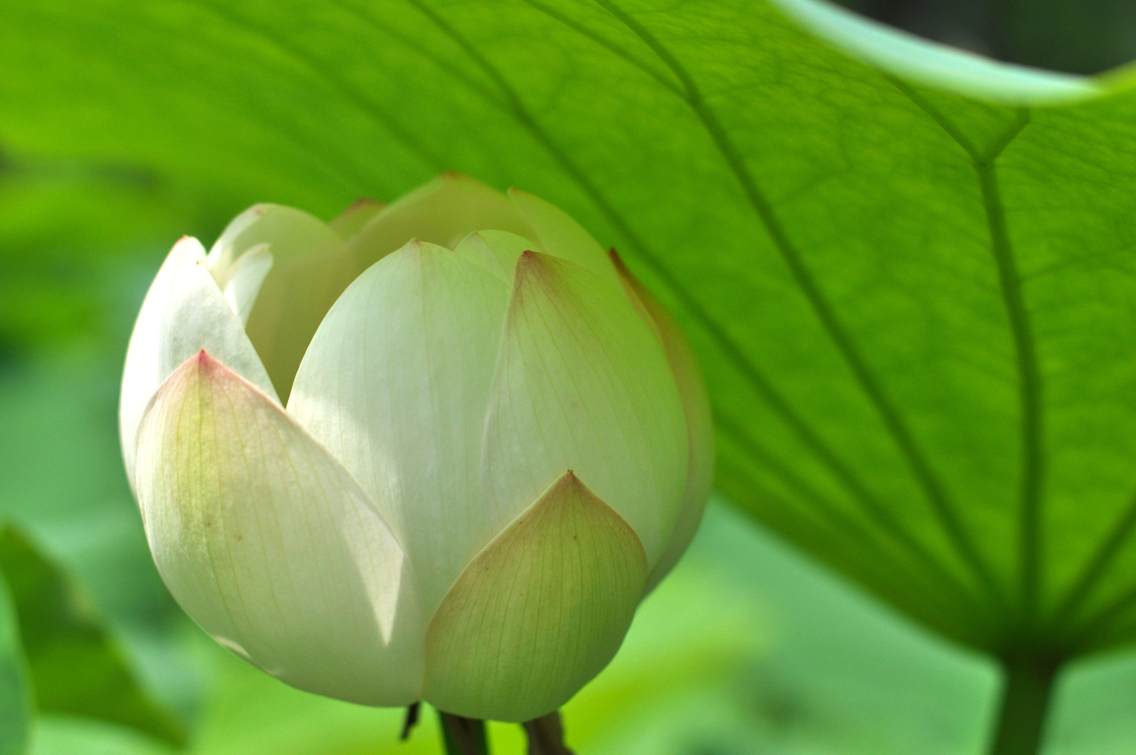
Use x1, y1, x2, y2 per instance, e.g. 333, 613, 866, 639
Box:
119, 174, 713, 722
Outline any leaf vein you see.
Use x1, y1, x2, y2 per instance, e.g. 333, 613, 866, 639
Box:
199, 1, 444, 173
1050, 491, 1136, 631
593, 0, 1003, 604
974, 133, 1046, 621
890, 79, 1041, 623
718, 414, 981, 612
395, 0, 980, 606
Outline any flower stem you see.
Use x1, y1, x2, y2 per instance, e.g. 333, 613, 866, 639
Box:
438, 711, 489, 755
522, 711, 574, 754
987, 657, 1060, 755
400, 702, 420, 741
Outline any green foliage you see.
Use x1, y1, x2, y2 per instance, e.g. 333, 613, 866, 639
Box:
5, 0, 1133, 660
0, 580, 29, 755
0, 527, 185, 747
5, 0, 1136, 750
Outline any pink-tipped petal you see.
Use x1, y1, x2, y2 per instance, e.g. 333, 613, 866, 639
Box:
134, 351, 423, 705
119, 237, 276, 491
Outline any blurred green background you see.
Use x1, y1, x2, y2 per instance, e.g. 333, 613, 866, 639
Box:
837, 0, 1136, 74
5, 0, 1136, 753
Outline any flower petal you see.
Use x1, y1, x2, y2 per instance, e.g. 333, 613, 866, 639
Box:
424, 471, 646, 722
483, 252, 689, 569
347, 173, 533, 271
288, 241, 511, 614
119, 237, 276, 491
207, 204, 334, 272
215, 243, 273, 326
506, 188, 612, 274
610, 251, 715, 588
453, 229, 533, 282
134, 351, 423, 705
208, 204, 354, 399
329, 198, 386, 239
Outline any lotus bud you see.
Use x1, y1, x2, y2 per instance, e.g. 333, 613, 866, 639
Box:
119, 174, 713, 722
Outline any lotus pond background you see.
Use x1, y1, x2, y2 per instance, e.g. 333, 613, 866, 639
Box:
5, 0, 1136, 753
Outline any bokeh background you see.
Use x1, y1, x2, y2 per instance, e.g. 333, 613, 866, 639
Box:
4, 0, 1136, 753
839, 0, 1136, 74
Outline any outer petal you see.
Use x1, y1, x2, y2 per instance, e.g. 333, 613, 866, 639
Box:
348, 173, 533, 271
506, 188, 612, 275
483, 252, 689, 569
119, 237, 276, 491
134, 351, 423, 705
610, 251, 715, 588
288, 241, 511, 614
208, 204, 355, 399
424, 471, 646, 722
328, 198, 386, 239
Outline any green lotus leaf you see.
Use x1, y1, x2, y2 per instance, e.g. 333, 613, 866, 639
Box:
7, 0, 1136, 726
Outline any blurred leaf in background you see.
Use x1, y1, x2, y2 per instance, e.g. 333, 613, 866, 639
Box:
0, 528, 184, 747
0, 579, 29, 755
5, 0, 1136, 753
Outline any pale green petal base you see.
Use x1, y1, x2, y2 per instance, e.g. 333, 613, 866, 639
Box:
424, 471, 647, 722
